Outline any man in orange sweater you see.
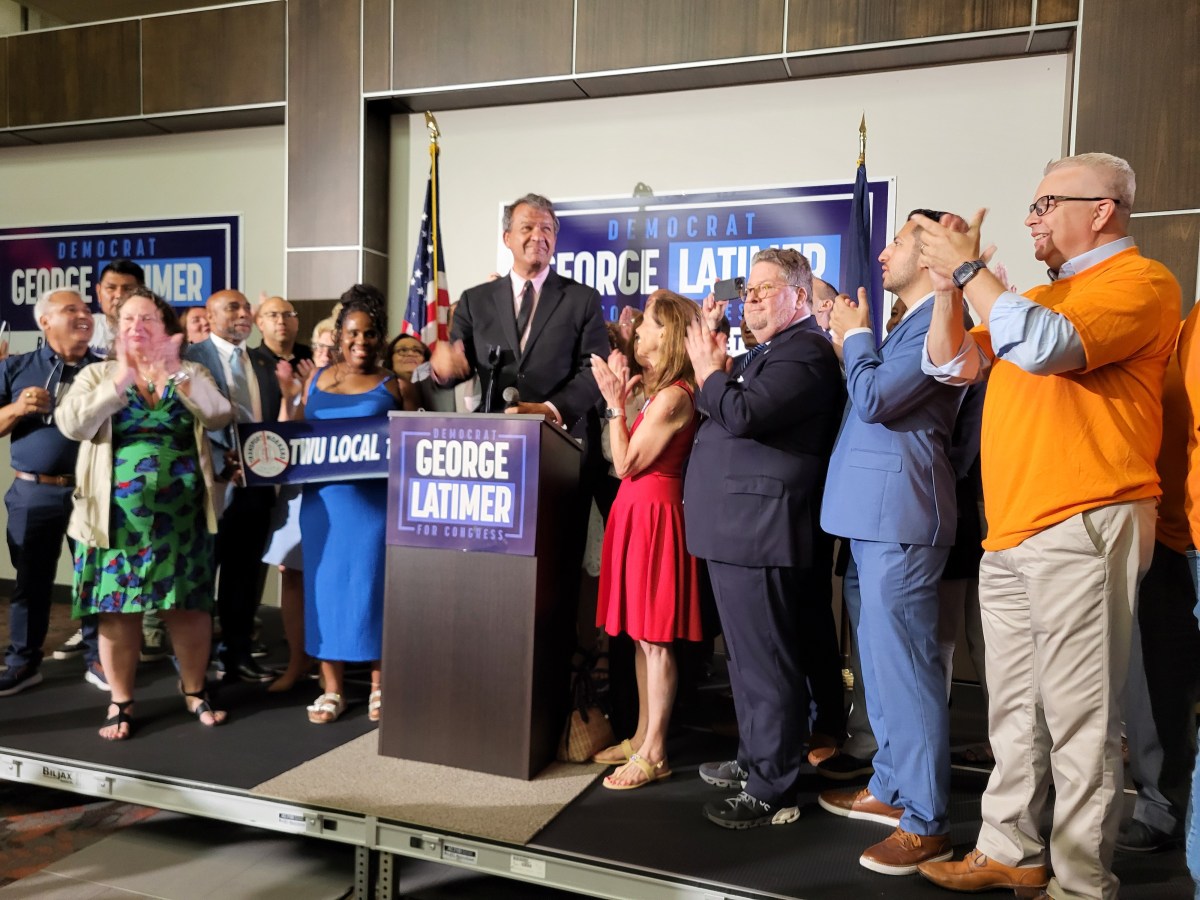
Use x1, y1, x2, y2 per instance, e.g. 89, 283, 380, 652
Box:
912, 153, 1181, 900
1174, 303, 1200, 893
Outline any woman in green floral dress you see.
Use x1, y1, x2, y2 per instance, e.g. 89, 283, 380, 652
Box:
58, 289, 232, 740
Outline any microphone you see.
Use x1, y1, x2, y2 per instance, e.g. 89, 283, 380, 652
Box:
502, 387, 520, 407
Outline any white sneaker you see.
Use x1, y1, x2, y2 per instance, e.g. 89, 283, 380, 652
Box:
52, 629, 85, 660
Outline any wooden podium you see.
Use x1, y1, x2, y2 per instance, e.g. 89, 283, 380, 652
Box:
378, 412, 582, 779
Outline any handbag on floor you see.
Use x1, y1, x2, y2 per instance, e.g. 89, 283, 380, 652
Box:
557, 648, 615, 763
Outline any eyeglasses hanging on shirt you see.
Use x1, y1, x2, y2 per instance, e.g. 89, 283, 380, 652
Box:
41, 357, 78, 426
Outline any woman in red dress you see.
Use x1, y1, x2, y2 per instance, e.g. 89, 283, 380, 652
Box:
591, 290, 703, 790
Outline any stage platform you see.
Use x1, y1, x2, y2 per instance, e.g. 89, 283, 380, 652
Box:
0, 643, 1190, 899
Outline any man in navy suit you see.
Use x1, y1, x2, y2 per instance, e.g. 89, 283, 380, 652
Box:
186, 289, 282, 683
685, 248, 844, 828
817, 210, 969, 874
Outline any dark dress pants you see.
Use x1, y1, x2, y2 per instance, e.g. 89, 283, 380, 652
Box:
4, 480, 77, 670
707, 559, 809, 807
215, 486, 273, 666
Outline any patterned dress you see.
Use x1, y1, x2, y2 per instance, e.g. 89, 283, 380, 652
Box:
73, 385, 215, 616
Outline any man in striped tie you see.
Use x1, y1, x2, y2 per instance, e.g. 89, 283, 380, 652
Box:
186, 290, 283, 683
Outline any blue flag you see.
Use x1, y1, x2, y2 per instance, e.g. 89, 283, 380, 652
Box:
846, 162, 879, 340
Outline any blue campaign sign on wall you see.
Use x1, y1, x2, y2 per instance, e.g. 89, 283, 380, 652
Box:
550, 181, 892, 348
0, 215, 240, 331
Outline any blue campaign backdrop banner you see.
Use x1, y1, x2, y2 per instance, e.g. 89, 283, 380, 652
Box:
551, 181, 892, 350
0, 215, 241, 331
238, 418, 390, 486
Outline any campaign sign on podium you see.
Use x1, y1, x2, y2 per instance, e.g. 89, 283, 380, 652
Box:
381, 412, 582, 778
385, 413, 540, 556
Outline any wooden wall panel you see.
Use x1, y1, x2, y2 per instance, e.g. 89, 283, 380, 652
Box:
1133, 215, 1200, 311
392, 0, 572, 89
1075, 0, 1199, 212
576, 0, 784, 71
1037, 0, 1079, 24
788, 0, 1030, 52
363, 105, 390, 255
287, 250, 360, 302
287, 0, 361, 249
0, 39, 7, 130
363, 0, 392, 92
142, 2, 285, 114
8, 21, 139, 126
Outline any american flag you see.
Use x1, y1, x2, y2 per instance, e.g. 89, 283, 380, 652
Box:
402, 152, 450, 347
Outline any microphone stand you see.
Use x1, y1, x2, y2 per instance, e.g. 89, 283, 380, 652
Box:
481, 344, 501, 413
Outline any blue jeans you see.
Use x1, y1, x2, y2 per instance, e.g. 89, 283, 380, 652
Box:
1185, 549, 1200, 897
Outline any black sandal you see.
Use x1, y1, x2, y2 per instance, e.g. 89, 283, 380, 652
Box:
101, 699, 135, 741
179, 681, 227, 728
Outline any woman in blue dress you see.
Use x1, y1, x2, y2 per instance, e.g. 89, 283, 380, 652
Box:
281, 287, 415, 724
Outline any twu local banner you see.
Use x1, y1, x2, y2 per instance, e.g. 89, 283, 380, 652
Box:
240, 414, 537, 557
238, 418, 390, 486
1, 214, 241, 331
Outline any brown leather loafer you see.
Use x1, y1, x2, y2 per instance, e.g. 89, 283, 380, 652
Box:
917, 847, 1050, 891
818, 786, 903, 826
860, 827, 952, 875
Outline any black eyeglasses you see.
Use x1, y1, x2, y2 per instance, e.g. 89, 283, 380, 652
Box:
41, 358, 63, 426
1028, 195, 1121, 217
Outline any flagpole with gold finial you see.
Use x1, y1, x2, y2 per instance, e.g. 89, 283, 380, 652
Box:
857, 112, 866, 167
424, 112, 443, 339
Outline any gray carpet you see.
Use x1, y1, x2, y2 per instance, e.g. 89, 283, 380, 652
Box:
252, 732, 604, 845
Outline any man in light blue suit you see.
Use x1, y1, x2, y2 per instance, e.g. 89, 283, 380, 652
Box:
818, 210, 969, 875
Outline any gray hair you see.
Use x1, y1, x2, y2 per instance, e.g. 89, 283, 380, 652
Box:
34, 288, 83, 329
502, 193, 559, 234
751, 248, 813, 309
1045, 152, 1135, 223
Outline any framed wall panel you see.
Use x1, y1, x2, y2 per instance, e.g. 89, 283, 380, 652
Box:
363, 0, 392, 93
575, 0, 784, 72
1075, 0, 1199, 212
1038, 0, 1080, 24
1132, 214, 1200, 311
287, 0, 361, 249
787, 0, 1031, 52
392, 0, 572, 90
142, 2, 286, 114
0, 39, 7, 129
8, 21, 140, 126
287, 250, 360, 301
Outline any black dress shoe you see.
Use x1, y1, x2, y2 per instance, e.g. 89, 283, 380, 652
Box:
816, 752, 874, 780
1116, 819, 1179, 853
222, 658, 276, 683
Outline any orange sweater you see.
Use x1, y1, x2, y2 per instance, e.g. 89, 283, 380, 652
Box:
1178, 305, 1200, 549
975, 247, 1181, 551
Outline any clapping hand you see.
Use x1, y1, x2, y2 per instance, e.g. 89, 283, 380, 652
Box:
828, 289, 871, 342
590, 349, 640, 410
684, 316, 728, 387
699, 293, 729, 333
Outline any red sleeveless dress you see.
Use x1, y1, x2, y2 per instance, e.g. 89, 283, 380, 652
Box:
596, 381, 703, 642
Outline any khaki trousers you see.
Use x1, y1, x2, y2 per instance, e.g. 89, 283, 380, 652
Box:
975, 499, 1155, 900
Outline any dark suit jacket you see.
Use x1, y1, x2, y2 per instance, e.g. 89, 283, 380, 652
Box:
684, 317, 844, 568
450, 270, 608, 429
185, 338, 283, 480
